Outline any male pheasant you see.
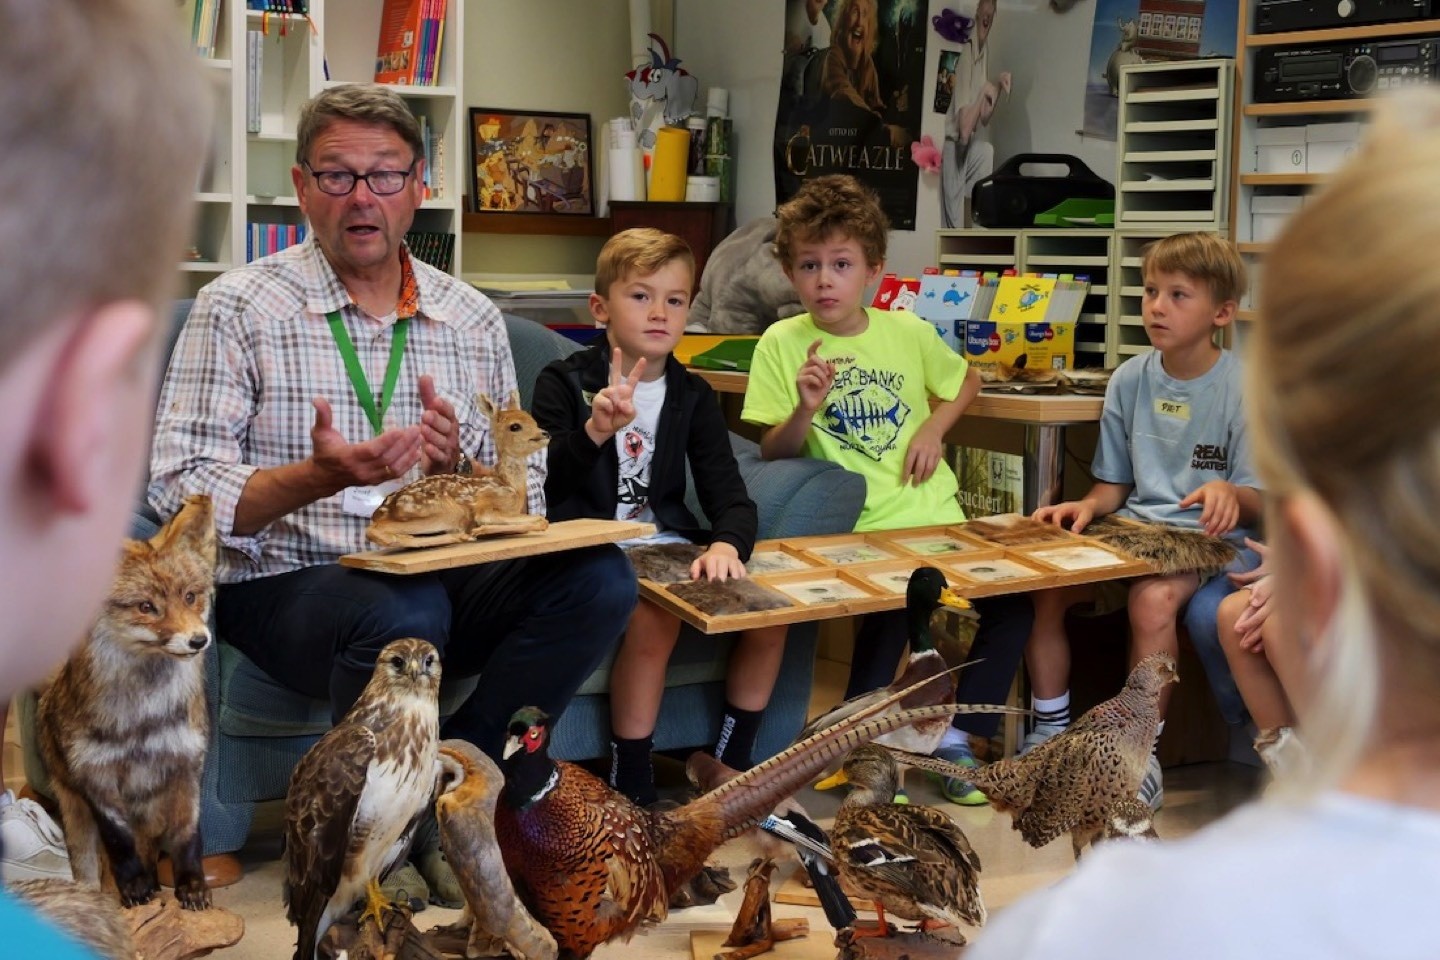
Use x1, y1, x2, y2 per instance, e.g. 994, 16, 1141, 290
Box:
493, 694, 1015, 958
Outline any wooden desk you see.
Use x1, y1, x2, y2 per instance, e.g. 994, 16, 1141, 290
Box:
689, 368, 1103, 513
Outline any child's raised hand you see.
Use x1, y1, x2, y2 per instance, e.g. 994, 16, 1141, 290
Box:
589, 348, 646, 439
690, 541, 745, 582
1033, 500, 1093, 534
1179, 480, 1240, 537
796, 339, 836, 413
902, 422, 944, 486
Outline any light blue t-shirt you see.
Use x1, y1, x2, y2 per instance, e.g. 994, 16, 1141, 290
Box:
0, 890, 101, 958
1092, 350, 1258, 542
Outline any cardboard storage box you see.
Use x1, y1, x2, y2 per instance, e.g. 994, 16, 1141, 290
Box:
964, 320, 1075, 371
1306, 121, 1363, 174
1251, 194, 1304, 244
1255, 126, 1306, 175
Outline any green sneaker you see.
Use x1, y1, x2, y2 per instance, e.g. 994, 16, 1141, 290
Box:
411, 812, 464, 909
931, 742, 989, 807
379, 862, 428, 913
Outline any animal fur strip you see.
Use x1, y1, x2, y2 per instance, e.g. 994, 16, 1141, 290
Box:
1081, 515, 1238, 577
624, 542, 705, 582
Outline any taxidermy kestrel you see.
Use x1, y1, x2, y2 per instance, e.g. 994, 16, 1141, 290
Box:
283, 638, 441, 960
969, 653, 1178, 860
435, 738, 557, 960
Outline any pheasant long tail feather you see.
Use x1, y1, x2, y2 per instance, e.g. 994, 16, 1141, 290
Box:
695, 702, 1020, 837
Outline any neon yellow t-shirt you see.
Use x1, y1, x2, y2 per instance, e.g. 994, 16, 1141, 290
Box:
742, 307, 969, 531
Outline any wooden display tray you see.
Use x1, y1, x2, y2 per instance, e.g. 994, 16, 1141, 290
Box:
339, 518, 655, 574
639, 517, 1155, 634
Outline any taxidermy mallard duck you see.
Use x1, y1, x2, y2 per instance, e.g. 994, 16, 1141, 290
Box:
969, 653, 1178, 860
493, 689, 1014, 959
800, 567, 975, 760
818, 744, 985, 942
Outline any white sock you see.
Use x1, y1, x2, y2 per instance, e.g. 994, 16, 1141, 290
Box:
1033, 691, 1071, 729
938, 727, 968, 751
1153, 720, 1166, 754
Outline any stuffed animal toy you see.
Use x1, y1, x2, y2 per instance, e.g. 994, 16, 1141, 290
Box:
911, 134, 942, 172
688, 215, 806, 335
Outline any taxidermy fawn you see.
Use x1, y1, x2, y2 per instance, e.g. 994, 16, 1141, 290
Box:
366, 390, 550, 548
37, 495, 216, 910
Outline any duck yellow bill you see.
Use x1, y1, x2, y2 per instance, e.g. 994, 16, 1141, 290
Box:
814, 769, 849, 790
938, 587, 972, 610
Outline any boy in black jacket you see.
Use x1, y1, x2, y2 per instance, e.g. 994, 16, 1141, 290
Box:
532, 228, 788, 806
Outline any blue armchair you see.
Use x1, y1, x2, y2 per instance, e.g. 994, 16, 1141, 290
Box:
22, 303, 865, 857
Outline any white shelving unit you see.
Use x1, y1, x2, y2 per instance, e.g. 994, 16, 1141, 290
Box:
934, 229, 1022, 274
1116, 58, 1234, 230
1227, 10, 1440, 324
183, 0, 465, 297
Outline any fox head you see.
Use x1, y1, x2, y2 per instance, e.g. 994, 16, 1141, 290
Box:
101, 495, 217, 659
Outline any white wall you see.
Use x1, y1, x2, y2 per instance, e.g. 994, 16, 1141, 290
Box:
459, 0, 672, 276
989, 4, 1117, 185
674, 0, 1118, 275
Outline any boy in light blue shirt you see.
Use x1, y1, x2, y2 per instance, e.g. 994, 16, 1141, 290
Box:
1022, 233, 1263, 810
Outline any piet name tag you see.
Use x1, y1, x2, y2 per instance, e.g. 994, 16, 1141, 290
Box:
1154, 398, 1190, 421
342, 479, 404, 518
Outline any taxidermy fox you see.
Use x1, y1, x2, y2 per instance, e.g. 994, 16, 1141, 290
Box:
37, 495, 217, 910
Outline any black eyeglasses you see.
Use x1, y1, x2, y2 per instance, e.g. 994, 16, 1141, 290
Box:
303, 160, 417, 196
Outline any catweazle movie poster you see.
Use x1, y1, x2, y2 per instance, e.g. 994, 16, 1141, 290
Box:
776, 0, 928, 230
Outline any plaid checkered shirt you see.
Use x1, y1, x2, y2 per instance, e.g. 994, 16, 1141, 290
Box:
148, 238, 544, 583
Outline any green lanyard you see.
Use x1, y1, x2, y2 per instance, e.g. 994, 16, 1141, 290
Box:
326, 310, 410, 436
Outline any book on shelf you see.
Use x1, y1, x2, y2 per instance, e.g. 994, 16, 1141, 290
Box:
247, 222, 307, 263
375, 0, 447, 86
404, 231, 455, 274
181, 0, 222, 58
953, 446, 1023, 519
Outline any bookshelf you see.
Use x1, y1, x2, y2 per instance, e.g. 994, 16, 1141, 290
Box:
1226, 11, 1440, 321
181, 0, 464, 297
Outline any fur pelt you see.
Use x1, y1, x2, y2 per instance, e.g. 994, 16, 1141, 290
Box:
667, 577, 795, 616
625, 543, 706, 583
1082, 515, 1238, 576
688, 216, 804, 334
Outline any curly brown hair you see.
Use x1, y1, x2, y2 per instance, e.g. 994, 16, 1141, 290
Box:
774, 174, 890, 269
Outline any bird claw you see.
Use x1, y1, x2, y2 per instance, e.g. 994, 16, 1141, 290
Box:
668, 864, 737, 909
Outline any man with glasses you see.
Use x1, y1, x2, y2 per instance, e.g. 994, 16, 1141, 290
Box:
149, 84, 636, 907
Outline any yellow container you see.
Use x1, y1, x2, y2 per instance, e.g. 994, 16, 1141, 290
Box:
648, 126, 692, 202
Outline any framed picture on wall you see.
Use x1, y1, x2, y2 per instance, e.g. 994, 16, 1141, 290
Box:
468, 108, 594, 215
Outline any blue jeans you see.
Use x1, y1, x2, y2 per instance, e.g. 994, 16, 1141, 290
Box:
217, 545, 636, 760
1181, 544, 1262, 726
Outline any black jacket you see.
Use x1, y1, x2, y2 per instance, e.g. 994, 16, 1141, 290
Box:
531, 341, 758, 559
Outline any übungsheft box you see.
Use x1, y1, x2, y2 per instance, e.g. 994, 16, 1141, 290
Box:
963, 320, 1075, 371
954, 446, 1023, 518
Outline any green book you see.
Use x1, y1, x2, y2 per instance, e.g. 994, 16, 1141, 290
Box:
689, 337, 760, 372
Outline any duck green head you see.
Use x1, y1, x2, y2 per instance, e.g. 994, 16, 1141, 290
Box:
906, 566, 971, 651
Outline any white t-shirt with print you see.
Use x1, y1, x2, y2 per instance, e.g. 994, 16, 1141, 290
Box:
614, 377, 667, 525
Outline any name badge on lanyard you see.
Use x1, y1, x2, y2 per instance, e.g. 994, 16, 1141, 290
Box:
328, 309, 411, 518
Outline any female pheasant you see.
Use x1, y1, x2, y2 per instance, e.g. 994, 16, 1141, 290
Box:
493, 695, 1014, 959
969, 652, 1178, 860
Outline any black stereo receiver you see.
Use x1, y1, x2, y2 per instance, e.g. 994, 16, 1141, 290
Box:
1256, 0, 1431, 34
1254, 36, 1440, 102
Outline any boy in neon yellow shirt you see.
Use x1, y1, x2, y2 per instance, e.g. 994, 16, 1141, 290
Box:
743, 174, 1031, 803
